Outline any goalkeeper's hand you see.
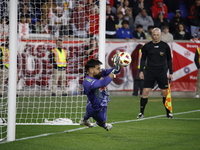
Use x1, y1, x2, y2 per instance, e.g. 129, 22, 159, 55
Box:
112, 55, 121, 75
111, 50, 120, 63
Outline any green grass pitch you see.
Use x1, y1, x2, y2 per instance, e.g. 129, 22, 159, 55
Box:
0, 96, 200, 150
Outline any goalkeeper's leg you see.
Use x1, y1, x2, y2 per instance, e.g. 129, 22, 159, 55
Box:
79, 104, 94, 128
93, 107, 112, 131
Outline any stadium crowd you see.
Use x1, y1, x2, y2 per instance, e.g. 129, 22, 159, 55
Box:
0, 0, 199, 40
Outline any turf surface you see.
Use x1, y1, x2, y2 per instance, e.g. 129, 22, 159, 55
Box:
0, 96, 199, 150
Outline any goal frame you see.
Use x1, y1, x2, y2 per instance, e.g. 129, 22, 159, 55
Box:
6, 0, 106, 142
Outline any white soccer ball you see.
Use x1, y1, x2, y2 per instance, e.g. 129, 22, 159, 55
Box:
118, 52, 132, 67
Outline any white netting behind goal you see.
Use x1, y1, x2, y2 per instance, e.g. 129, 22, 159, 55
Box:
0, 0, 9, 141
0, 1, 100, 140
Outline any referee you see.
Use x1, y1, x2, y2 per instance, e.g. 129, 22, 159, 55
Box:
137, 27, 173, 118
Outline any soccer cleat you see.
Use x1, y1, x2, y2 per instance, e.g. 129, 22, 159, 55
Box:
137, 113, 144, 118
79, 119, 94, 128
195, 94, 199, 98
104, 123, 112, 131
167, 113, 173, 118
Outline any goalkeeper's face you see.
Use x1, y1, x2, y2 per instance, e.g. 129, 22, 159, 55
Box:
92, 65, 102, 79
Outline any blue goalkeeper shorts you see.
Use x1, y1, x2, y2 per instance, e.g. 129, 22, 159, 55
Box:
84, 104, 107, 123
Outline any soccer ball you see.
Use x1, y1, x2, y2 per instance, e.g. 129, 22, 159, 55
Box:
118, 52, 132, 67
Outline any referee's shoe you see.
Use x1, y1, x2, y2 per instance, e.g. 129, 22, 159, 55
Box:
167, 113, 173, 118
137, 113, 144, 118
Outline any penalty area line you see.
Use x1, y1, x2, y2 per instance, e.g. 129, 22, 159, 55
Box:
0, 109, 199, 144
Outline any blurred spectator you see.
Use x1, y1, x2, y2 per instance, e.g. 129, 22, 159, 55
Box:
33, 20, 49, 34
145, 25, 154, 40
49, 7, 73, 39
88, 4, 99, 38
151, 0, 168, 19
117, 0, 132, 15
0, 1, 9, 19
123, 8, 134, 32
132, 24, 146, 40
116, 11, 124, 29
132, 57, 144, 97
153, 12, 169, 31
185, 0, 196, 11
41, 19, 50, 34
18, 3, 34, 21
32, 0, 45, 10
78, 0, 91, 15
169, 10, 188, 34
31, 0, 45, 20
164, 0, 179, 13
41, 0, 57, 21
134, 9, 154, 32
106, 4, 118, 38
132, 0, 152, 18
116, 20, 136, 40
83, 38, 99, 64
49, 39, 68, 96
0, 18, 9, 38
173, 23, 191, 40
113, 0, 124, 11
19, 0, 35, 14
26, 16, 36, 33
18, 15, 30, 38
188, 0, 200, 38
54, 1, 71, 19
161, 25, 173, 42
55, 0, 75, 14
106, 0, 116, 14
62, 0, 76, 18
70, 3, 89, 38
0, 38, 9, 97
34, 21, 42, 34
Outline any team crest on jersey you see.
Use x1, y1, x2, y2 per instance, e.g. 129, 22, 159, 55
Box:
160, 52, 164, 56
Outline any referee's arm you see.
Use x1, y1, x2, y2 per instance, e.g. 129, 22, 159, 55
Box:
166, 46, 173, 74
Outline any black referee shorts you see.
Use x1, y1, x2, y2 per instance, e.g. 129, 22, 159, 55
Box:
143, 68, 169, 89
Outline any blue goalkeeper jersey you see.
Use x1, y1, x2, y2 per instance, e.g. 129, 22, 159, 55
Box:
83, 68, 113, 111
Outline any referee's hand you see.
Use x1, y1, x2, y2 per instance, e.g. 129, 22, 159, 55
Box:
139, 71, 144, 79
168, 74, 173, 83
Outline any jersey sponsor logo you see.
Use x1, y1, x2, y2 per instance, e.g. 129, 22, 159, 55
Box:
154, 46, 159, 48
86, 78, 93, 82
160, 52, 164, 56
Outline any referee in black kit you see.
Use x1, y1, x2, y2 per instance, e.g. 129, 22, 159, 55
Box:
137, 27, 173, 119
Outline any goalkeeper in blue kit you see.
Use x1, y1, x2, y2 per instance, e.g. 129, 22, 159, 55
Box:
79, 57, 121, 131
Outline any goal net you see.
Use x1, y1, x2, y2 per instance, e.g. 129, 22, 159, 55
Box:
0, 0, 101, 141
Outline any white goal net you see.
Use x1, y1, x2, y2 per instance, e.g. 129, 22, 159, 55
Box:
0, 0, 101, 141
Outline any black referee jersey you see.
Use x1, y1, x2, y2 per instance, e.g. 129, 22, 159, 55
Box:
139, 41, 173, 74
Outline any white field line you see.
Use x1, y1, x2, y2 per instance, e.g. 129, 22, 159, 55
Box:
0, 109, 200, 144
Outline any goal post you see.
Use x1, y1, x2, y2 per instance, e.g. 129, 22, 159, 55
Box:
7, 0, 18, 142
98, 0, 106, 68
0, 0, 106, 142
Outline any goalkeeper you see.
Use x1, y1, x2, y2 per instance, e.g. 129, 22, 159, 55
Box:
80, 57, 121, 131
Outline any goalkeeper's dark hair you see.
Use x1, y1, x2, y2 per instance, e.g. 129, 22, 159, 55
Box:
85, 59, 102, 72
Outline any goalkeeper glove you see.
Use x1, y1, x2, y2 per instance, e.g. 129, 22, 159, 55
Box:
112, 56, 121, 75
